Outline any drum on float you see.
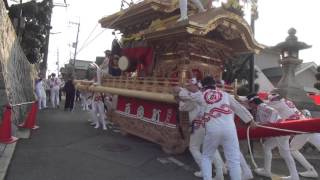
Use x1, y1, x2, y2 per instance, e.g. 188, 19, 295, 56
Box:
118, 56, 137, 72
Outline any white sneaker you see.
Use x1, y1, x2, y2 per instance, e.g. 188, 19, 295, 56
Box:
212, 175, 223, 180
279, 176, 297, 180
94, 124, 100, 129
254, 168, 271, 178
102, 126, 108, 130
299, 169, 319, 178
242, 172, 253, 180
177, 16, 188, 22
223, 165, 228, 175
194, 171, 202, 177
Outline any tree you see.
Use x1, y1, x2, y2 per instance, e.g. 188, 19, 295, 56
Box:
314, 66, 320, 90
8, 0, 53, 65
222, 54, 259, 96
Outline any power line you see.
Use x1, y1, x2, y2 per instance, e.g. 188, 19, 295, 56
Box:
77, 23, 99, 52
76, 29, 107, 55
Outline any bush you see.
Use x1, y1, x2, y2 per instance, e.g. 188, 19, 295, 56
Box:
314, 82, 320, 90
315, 73, 320, 81
237, 86, 249, 96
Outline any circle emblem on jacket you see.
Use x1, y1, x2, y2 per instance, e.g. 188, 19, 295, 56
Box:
204, 90, 222, 104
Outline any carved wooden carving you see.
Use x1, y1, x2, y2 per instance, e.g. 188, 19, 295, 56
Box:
112, 112, 190, 154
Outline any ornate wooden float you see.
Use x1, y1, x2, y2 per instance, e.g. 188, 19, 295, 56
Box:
75, 0, 264, 154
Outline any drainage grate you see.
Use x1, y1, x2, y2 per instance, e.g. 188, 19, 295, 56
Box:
100, 143, 131, 152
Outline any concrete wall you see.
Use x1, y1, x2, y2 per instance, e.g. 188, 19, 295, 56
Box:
254, 50, 280, 70
296, 69, 317, 89
0, 0, 36, 125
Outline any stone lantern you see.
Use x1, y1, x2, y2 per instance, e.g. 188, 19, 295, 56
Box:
272, 28, 317, 110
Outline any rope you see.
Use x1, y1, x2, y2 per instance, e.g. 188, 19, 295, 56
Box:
246, 123, 309, 170
9, 101, 35, 107
256, 124, 308, 134
246, 126, 258, 169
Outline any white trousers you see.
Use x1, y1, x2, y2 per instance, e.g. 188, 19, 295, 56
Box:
81, 96, 89, 110
91, 101, 107, 129
178, 0, 205, 20
189, 128, 224, 179
50, 88, 60, 108
263, 136, 299, 180
290, 133, 320, 170
240, 152, 253, 179
202, 127, 241, 180
38, 96, 47, 110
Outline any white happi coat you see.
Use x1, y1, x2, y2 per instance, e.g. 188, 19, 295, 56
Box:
200, 89, 253, 180
35, 80, 47, 109
256, 103, 282, 124
178, 89, 203, 124
267, 98, 303, 120
90, 92, 107, 130
49, 77, 61, 107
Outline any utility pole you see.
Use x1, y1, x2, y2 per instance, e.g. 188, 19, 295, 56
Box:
249, 0, 258, 93
69, 20, 80, 78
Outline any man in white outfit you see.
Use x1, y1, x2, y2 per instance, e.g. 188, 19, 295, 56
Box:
290, 109, 319, 178
267, 94, 319, 178
247, 94, 299, 180
175, 78, 225, 179
178, 0, 206, 22
91, 92, 107, 130
49, 73, 61, 108
181, 76, 255, 180
35, 75, 47, 110
88, 63, 108, 130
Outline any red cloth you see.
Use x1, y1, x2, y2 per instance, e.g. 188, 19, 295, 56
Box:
308, 94, 320, 105
257, 91, 269, 100
237, 118, 320, 140
122, 48, 153, 69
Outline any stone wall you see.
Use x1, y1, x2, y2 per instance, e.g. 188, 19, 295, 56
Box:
0, 0, 36, 126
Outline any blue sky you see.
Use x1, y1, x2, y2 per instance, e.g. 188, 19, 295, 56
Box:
46, 0, 320, 75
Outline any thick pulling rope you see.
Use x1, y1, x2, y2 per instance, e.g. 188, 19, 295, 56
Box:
246, 123, 309, 169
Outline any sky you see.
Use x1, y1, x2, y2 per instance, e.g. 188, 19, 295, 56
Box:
46, 0, 320, 75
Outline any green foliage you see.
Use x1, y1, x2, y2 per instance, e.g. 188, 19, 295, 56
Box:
317, 66, 320, 72
315, 73, 320, 81
314, 82, 320, 90
237, 86, 249, 96
222, 54, 258, 92
8, 0, 53, 64
237, 83, 260, 96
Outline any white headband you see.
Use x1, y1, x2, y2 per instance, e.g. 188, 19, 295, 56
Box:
248, 96, 259, 102
191, 78, 197, 85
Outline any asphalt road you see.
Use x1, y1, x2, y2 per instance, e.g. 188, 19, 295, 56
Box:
5, 103, 320, 180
